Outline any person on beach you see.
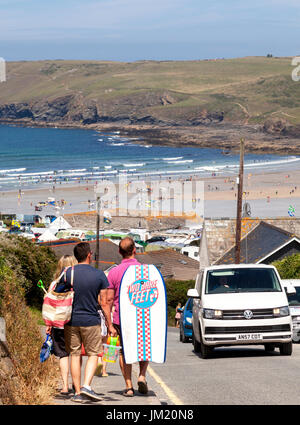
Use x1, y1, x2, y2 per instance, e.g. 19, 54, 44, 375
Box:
58, 242, 116, 403
46, 254, 78, 396
107, 237, 149, 397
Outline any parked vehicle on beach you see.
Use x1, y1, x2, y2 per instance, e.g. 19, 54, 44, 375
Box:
188, 264, 294, 358
179, 298, 193, 343
282, 279, 300, 342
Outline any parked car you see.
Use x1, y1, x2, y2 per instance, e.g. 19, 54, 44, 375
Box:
188, 264, 294, 358
179, 298, 193, 343
282, 279, 300, 342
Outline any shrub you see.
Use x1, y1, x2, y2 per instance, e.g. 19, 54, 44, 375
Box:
273, 253, 300, 279
0, 258, 60, 404
0, 234, 57, 307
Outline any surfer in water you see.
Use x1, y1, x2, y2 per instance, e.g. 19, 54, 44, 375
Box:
107, 237, 149, 397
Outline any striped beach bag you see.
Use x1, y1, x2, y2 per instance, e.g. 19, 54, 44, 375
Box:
42, 266, 74, 328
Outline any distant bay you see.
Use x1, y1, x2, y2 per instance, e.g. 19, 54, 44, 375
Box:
0, 124, 299, 191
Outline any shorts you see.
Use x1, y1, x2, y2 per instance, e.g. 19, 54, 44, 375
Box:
51, 328, 68, 359
64, 324, 102, 356
113, 323, 123, 355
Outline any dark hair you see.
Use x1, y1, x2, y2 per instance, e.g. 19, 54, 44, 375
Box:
119, 237, 135, 259
74, 242, 91, 263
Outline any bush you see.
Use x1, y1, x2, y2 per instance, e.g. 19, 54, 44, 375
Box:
165, 279, 195, 325
0, 234, 57, 307
273, 254, 300, 279
0, 258, 60, 404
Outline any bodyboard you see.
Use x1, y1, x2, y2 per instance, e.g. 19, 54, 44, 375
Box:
119, 264, 167, 364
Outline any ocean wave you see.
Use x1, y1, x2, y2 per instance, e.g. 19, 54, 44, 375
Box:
162, 157, 183, 161
109, 143, 126, 146
0, 168, 27, 173
244, 157, 300, 168
167, 160, 193, 164
123, 163, 145, 167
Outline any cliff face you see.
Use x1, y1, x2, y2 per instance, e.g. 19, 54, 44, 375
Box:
0, 93, 224, 126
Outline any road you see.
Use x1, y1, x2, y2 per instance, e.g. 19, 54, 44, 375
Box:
148, 327, 300, 405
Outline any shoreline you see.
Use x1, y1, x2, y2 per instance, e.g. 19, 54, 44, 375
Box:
1, 119, 300, 156
1, 168, 299, 219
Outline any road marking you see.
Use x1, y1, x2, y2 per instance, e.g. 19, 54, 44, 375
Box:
147, 365, 184, 405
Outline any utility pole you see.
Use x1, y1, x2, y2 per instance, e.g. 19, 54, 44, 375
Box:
235, 138, 245, 264
95, 195, 100, 269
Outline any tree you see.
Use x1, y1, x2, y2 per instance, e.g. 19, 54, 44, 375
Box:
273, 253, 300, 279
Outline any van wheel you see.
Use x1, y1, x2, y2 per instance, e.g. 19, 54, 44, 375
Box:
192, 333, 201, 353
264, 344, 275, 352
200, 338, 213, 359
279, 342, 293, 356
199, 330, 213, 359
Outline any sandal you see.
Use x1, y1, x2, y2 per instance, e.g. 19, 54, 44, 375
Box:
123, 387, 134, 397
137, 380, 148, 395
60, 390, 71, 396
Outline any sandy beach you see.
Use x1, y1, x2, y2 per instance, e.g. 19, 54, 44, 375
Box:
1, 167, 299, 219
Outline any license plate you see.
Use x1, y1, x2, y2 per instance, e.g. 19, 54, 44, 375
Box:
236, 333, 263, 341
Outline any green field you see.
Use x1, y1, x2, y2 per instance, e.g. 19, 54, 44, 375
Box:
2, 56, 300, 125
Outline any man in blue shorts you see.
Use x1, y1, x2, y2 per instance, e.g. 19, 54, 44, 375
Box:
62, 242, 116, 403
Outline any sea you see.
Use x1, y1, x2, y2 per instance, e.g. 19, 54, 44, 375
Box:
0, 124, 299, 191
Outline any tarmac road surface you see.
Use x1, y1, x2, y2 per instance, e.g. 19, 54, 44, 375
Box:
148, 327, 300, 405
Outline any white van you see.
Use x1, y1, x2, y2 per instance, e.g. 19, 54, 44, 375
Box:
282, 279, 300, 342
187, 264, 294, 358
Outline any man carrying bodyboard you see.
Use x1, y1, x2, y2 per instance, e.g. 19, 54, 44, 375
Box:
107, 237, 149, 397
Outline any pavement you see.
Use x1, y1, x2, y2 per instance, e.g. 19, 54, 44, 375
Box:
52, 357, 162, 406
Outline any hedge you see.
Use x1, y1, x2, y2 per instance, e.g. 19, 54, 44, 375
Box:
272, 253, 300, 279
165, 279, 195, 324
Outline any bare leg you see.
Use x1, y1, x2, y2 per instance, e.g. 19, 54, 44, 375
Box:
70, 355, 81, 394
83, 355, 98, 388
119, 353, 133, 393
59, 356, 69, 392
138, 361, 149, 381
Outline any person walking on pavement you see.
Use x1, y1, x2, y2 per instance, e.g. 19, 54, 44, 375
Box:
60, 242, 116, 403
107, 237, 149, 397
46, 254, 78, 396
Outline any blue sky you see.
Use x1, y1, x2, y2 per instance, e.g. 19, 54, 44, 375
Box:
0, 0, 299, 61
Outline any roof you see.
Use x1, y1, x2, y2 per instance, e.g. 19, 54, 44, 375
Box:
215, 221, 300, 265
47, 240, 199, 280
136, 249, 199, 280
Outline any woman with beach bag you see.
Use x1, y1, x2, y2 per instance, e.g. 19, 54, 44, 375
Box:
43, 255, 77, 395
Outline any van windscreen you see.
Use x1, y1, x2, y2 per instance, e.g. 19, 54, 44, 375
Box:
205, 268, 282, 294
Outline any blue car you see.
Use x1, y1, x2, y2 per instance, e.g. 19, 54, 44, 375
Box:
179, 298, 193, 343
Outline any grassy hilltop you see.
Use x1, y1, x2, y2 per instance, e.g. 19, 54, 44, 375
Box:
1, 56, 299, 123
1, 56, 300, 153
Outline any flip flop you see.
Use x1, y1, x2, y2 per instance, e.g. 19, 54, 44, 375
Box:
123, 388, 134, 397
102, 373, 108, 377
60, 391, 70, 396
137, 380, 148, 395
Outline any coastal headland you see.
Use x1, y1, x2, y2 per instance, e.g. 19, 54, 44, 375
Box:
1, 57, 300, 155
